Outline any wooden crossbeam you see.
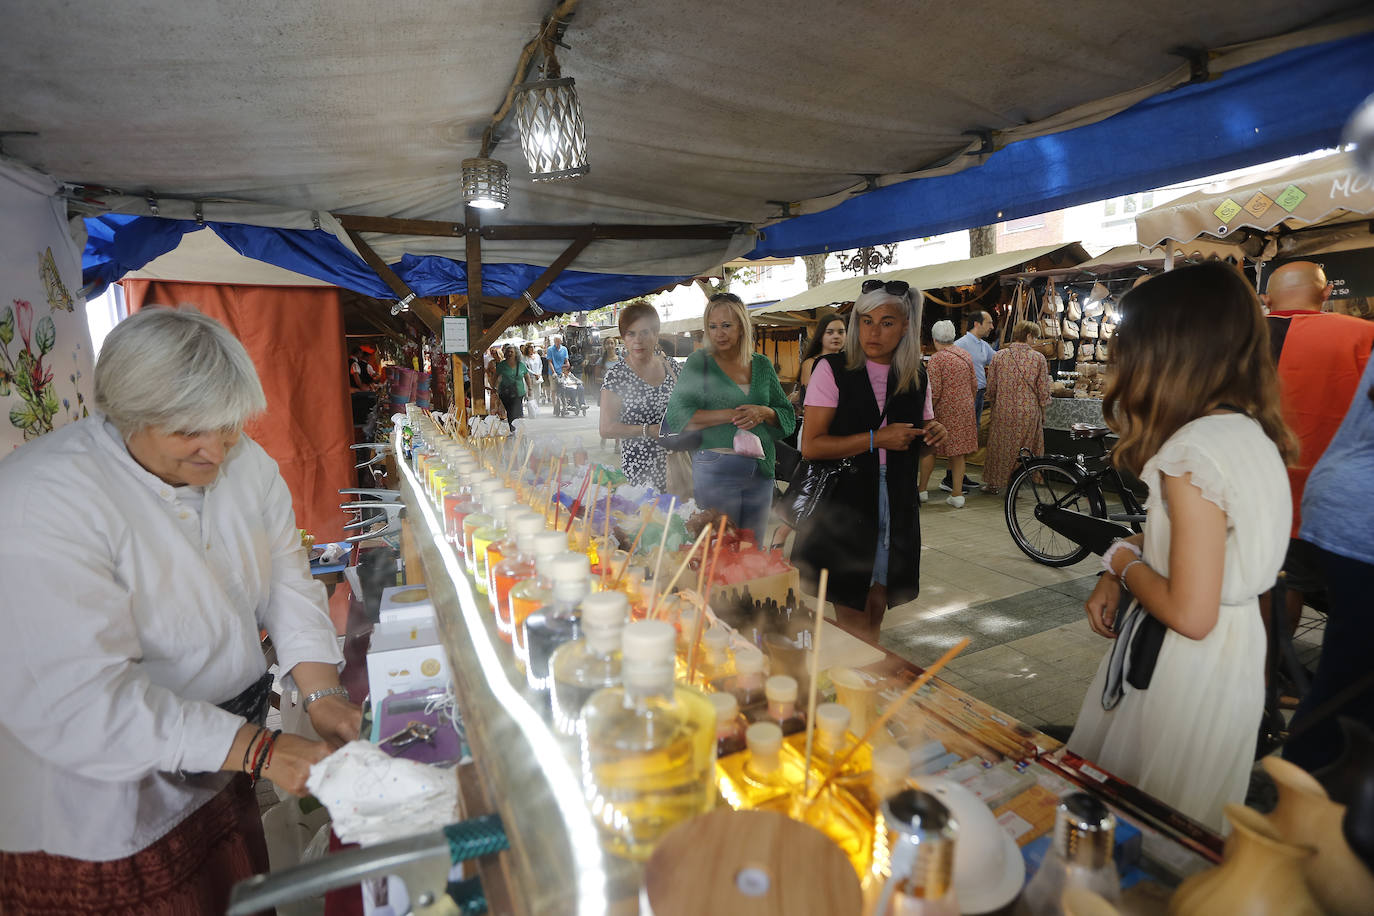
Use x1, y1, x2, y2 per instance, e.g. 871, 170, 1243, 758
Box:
334, 213, 736, 242
343, 228, 445, 334
473, 233, 593, 352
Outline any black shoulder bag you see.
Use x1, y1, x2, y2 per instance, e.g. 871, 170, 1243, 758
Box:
776, 394, 890, 528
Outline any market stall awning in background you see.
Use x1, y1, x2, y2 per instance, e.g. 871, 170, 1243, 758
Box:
752, 243, 1088, 316
1135, 150, 1374, 252
2, 2, 1371, 316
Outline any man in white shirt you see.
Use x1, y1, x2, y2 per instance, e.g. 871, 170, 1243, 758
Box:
0, 307, 357, 913
947, 310, 996, 491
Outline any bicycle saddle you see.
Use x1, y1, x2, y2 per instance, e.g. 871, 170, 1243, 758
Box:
1070, 423, 1111, 439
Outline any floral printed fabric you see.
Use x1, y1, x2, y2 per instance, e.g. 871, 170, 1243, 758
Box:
0, 162, 94, 451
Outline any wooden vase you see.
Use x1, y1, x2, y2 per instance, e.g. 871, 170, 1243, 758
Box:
1167, 804, 1321, 916
1262, 756, 1374, 916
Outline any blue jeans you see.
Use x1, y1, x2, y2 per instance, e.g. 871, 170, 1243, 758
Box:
692, 451, 774, 541
872, 467, 890, 586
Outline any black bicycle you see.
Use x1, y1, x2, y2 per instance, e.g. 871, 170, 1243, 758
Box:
1004, 424, 1147, 567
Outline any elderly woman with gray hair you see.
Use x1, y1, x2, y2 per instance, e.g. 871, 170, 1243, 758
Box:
793, 280, 947, 642
916, 318, 980, 508
0, 307, 359, 914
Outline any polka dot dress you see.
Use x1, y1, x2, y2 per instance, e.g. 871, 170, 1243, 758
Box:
602, 354, 680, 490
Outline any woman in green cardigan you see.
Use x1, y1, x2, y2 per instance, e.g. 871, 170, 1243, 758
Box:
664, 293, 795, 539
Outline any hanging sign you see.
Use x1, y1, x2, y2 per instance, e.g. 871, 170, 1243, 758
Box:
442, 316, 470, 354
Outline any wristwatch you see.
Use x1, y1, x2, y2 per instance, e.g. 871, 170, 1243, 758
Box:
303, 686, 349, 711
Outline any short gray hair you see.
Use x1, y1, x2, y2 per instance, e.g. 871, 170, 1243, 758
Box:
95, 306, 267, 435
932, 319, 957, 343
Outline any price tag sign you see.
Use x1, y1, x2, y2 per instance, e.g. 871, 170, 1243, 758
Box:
442, 316, 470, 354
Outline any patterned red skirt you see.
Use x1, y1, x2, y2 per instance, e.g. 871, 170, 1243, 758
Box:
0, 774, 273, 915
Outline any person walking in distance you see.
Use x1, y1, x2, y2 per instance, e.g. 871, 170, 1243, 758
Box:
947, 309, 996, 492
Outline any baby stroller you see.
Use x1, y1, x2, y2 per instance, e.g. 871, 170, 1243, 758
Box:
554, 370, 589, 417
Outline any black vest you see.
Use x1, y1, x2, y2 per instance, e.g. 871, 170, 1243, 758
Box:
793, 354, 926, 611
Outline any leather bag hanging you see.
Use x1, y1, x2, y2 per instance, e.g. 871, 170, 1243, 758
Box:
1097, 340, 1110, 361
1062, 318, 1080, 339
1061, 340, 1075, 361
1066, 292, 1082, 321
1082, 317, 1099, 339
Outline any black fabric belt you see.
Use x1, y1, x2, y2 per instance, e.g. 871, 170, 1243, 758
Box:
217, 670, 274, 726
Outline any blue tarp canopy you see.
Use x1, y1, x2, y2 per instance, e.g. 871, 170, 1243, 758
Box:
749, 32, 1374, 259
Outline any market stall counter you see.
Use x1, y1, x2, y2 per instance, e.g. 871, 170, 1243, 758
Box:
316, 414, 1223, 915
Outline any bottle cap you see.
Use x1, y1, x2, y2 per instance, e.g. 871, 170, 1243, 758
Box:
765, 675, 797, 704
709, 692, 739, 722
531, 531, 570, 563
746, 721, 783, 756
873, 744, 910, 783
508, 512, 546, 541
580, 591, 629, 629
1054, 792, 1115, 868
702, 628, 729, 652
735, 647, 765, 676
621, 620, 676, 662
474, 478, 503, 499
549, 553, 591, 587
815, 702, 850, 739
485, 489, 517, 513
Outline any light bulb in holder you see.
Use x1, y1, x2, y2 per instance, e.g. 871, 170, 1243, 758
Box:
462, 157, 509, 210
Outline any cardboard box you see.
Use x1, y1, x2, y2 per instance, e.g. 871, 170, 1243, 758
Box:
378, 585, 435, 627
366, 620, 450, 699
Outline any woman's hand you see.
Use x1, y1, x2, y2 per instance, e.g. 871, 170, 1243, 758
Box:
873, 423, 921, 451
1085, 575, 1122, 639
920, 421, 948, 448
732, 404, 774, 430
307, 693, 363, 749
262, 733, 333, 796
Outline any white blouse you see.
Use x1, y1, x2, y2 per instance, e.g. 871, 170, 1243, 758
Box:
0, 415, 343, 860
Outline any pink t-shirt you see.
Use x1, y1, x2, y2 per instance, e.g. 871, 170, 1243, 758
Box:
804, 360, 934, 465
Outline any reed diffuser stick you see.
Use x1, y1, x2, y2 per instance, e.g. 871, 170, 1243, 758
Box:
565, 465, 594, 534
809, 637, 971, 801
685, 516, 728, 684
802, 568, 829, 795
599, 480, 614, 585
610, 508, 651, 588
653, 525, 712, 619
551, 454, 565, 530
644, 496, 677, 617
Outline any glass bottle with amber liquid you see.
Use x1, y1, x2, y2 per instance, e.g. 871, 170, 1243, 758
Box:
493, 527, 561, 644
484, 511, 545, 604
579, 620, 717, 861
459, 482, 508, 567
716, 721, 807, 811
469, 493, 519, 595
550, 591, 628, 737
522, 553, 591, 692
787, 702, 871, 793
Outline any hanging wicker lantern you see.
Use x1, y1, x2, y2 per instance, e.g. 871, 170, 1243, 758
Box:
461, 157, 510, 209
514, 76, 590, 181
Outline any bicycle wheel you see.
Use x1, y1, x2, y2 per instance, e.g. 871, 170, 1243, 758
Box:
1005, 459, 1105, 567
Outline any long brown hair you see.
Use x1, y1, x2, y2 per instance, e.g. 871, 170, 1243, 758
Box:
1103, 261, 1297, 475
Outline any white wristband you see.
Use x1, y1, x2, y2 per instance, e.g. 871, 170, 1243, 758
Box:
1101, 538, 1141, 577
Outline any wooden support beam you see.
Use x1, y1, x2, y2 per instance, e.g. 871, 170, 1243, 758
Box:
465, 206, 487, 414
473, 233, 593, 352
343, 228, 445, 334
334, 212, 736, 242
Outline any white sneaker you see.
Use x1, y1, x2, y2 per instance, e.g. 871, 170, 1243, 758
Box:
946, 495, 966, 508
919, 491, 929, 504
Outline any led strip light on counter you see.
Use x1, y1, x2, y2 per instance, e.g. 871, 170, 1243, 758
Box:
396, 431, 609, 915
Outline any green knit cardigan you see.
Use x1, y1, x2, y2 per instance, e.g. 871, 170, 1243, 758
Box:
662, 350, 796, 478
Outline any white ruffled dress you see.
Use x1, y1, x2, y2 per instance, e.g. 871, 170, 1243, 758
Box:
1066, 414, 1290, 832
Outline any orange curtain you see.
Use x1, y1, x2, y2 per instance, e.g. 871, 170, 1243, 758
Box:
122, 281, 352, 541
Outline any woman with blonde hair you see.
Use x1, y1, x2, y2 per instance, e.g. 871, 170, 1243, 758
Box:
793, 280, 947, 641
981, 320, 1051, 494
918, 319, 979, 507
1067, 261, 1295, 832
664, 293, 794, 538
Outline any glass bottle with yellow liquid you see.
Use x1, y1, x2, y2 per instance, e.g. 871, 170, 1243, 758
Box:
522, 553, 591, 692
790, 783, 875, 880
863, 743, 913, 817
579, 620, 717, 862
862, 789, 958, 916
469, 496, 520, 596
510, 535, 576, 671
457, 480, 504, 562
550, 590, 628, 737
485, 511, 545, 601
786, 702, 872, 794
716, 721, 806, 811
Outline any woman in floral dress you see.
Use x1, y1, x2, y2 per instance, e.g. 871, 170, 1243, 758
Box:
918, 320, 979, 507
982, 320, 1052, 493
599, 301, 679, 490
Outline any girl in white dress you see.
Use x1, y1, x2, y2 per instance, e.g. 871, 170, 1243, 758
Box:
1066, 262, 1296, 833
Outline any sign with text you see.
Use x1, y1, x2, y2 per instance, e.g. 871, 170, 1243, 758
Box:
442, 316, 470, 354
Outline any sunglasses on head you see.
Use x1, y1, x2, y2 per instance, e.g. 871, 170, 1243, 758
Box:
860, 279, 910, 296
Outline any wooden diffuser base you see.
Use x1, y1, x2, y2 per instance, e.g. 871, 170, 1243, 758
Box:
642, 808, 861, 916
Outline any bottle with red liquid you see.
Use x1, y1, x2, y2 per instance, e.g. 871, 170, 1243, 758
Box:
489, 520, 554, 641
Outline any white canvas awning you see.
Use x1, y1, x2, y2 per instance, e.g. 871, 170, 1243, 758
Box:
1136, 151, 1374, 249
752, 243, 1088, 316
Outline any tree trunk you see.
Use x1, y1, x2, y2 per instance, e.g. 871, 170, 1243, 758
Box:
969, 225, 997, 258
802, 253, 828, 288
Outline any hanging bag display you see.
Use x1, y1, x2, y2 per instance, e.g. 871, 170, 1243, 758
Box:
1062, 317, 1080, 339
1061, 340, 1075, 361
1082, 317, 1099, 339
1066, 292, 1082, 321
1096, 340, 1110, 361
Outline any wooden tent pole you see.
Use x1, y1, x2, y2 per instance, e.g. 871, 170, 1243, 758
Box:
466, 206, 487, 416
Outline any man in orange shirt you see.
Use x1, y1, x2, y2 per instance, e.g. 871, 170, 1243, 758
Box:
1264, 261, 1374, 622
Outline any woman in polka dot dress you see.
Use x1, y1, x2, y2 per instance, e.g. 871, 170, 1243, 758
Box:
599, 301, 680, 490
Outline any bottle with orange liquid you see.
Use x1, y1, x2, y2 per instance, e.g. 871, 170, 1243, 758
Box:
485, 512, 546, 609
